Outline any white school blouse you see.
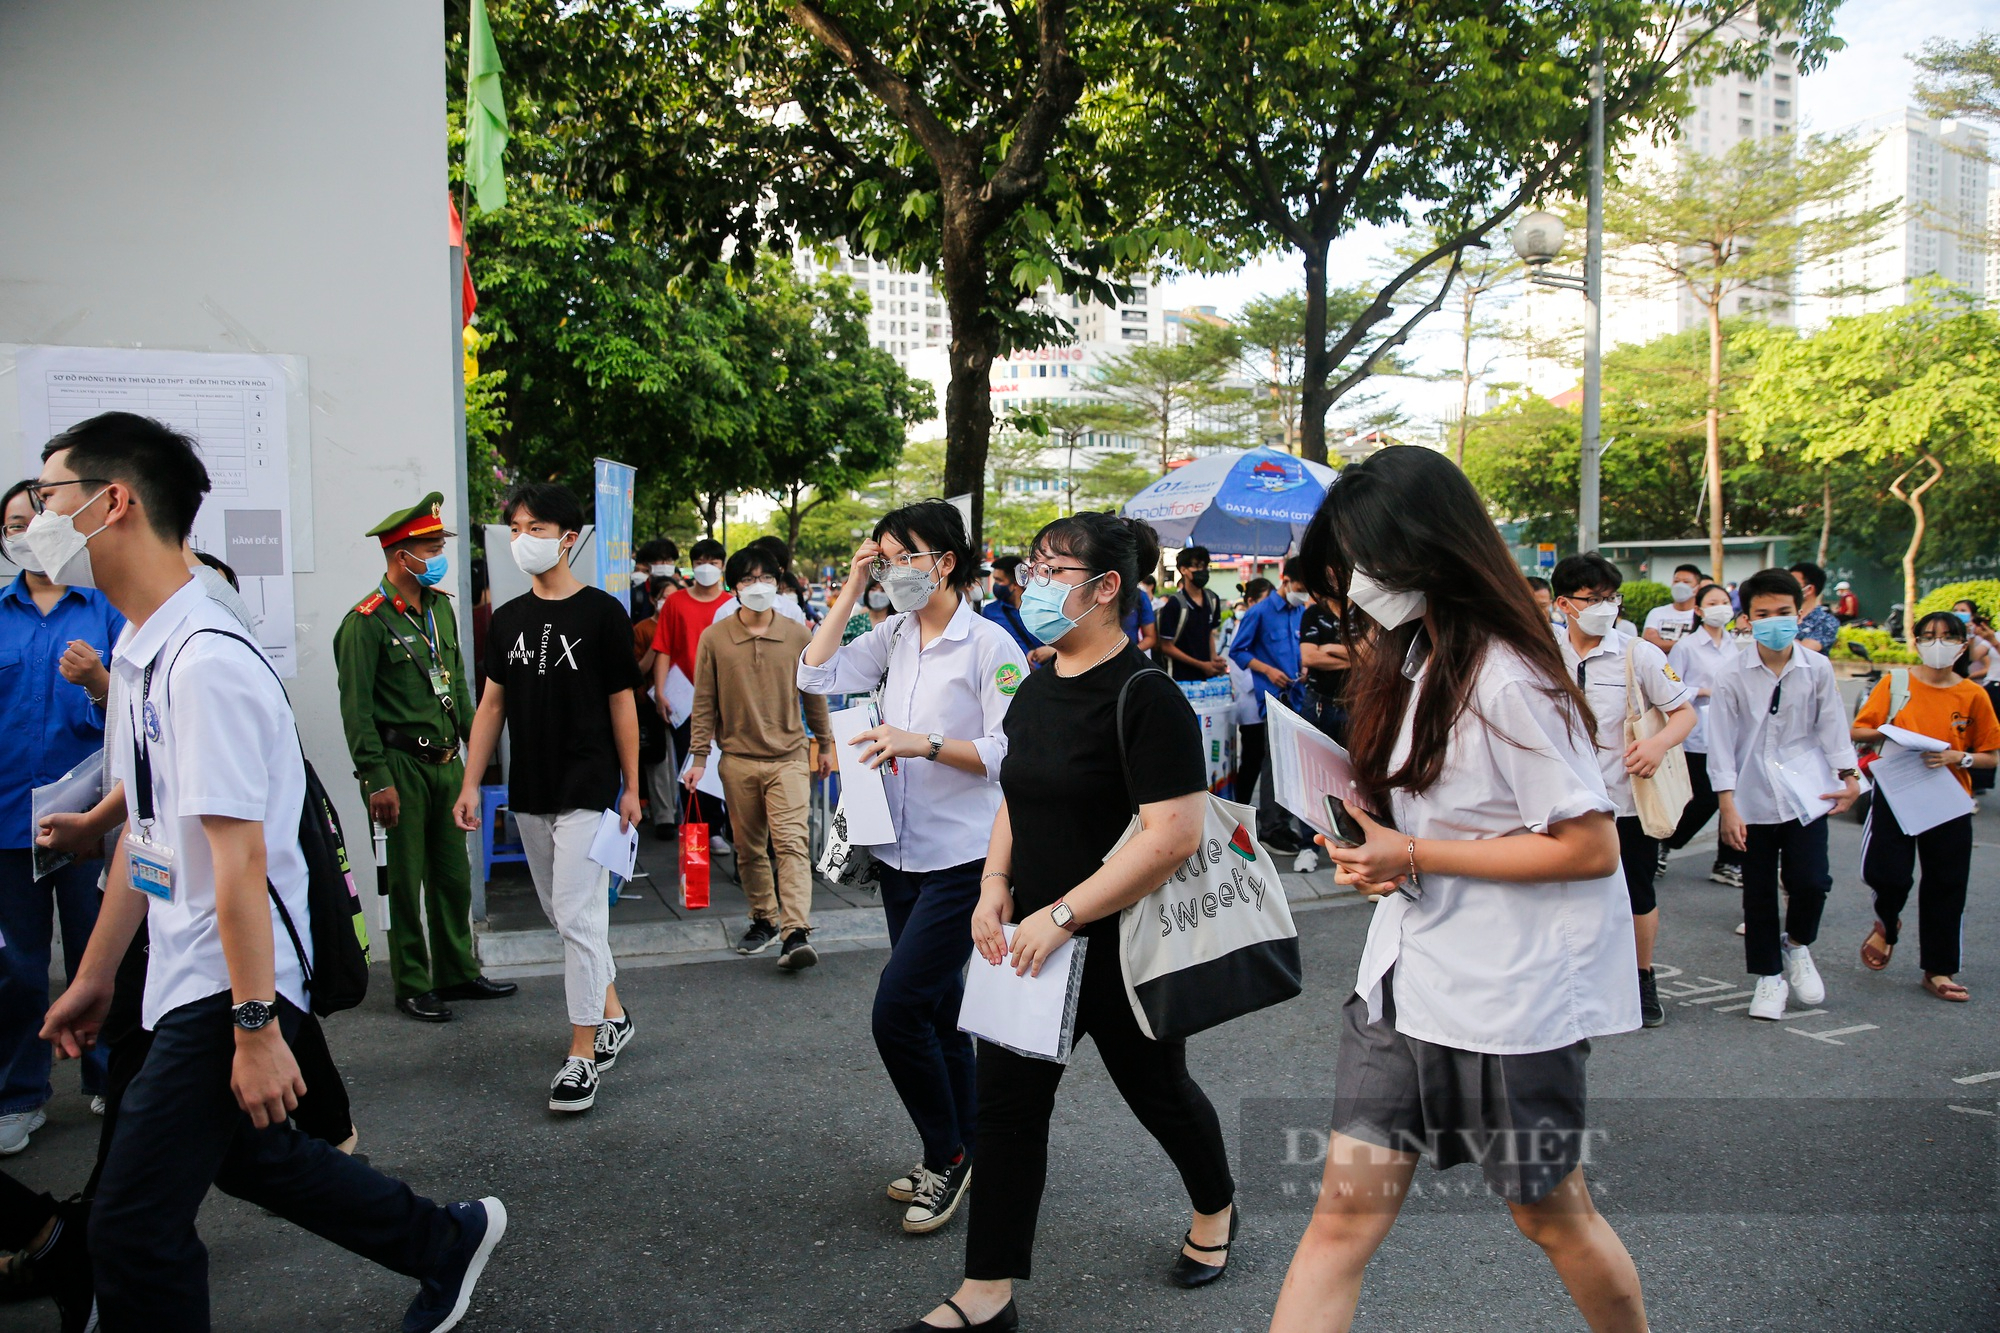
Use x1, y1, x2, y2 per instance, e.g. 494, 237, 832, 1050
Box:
1352, 643, 1640, 1055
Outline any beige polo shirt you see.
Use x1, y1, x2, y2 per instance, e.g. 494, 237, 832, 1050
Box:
688, 611, 832, 761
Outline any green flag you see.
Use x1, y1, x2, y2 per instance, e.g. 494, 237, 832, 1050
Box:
465, 0, 509, 214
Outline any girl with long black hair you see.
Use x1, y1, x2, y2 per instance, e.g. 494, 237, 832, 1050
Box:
1269, 447, 1648, 1333
890, 512, 1234, 1332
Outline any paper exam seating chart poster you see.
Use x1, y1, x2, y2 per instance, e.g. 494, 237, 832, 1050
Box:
16, 346, 298, 675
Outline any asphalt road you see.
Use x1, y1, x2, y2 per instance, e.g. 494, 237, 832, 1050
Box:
4, 810, 1997, 1332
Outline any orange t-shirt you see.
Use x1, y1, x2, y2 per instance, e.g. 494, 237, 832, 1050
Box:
1855, 671, 2000, 794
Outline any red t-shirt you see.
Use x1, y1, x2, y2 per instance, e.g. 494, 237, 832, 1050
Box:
649, 587, 729, 681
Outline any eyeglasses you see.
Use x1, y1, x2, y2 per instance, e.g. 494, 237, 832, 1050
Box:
1563, 592, 1621, 610
868, 550, 942, 580
27, 479, 109, 513
1022, 561, 1092, 588
1, 522, 28, 539
1915, 633, 1965, 645
737, 576, 778, 590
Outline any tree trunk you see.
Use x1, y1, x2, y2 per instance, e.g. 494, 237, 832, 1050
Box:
700, 490, 723, 538
1297, 243, 1332, 465
1456, 293, 1475, 466
939, 213, 997, 546
1817, 472, 1831, 568
1704, 301, 1726, 584
1890, 454, 1944, 649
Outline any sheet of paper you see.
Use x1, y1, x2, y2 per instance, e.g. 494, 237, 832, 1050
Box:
587, 808, 639, 879
30, 751, 105, 882
957, 926, 1088, 1064
676, 740, 726, 801
1869, 745, 1977, 835
17, 346, 299, 675
1263, 696, 1363, 839
828, 702, 896, 846
1876, 723, 1947, 753
1771, 750, 1838, 823
662, 665, 696, 728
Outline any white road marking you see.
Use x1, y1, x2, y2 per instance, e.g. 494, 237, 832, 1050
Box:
1681, 990, 1757, 1006
1952, 1070, 2000, 1085
1947, 1105, 1996, 1117
1661, 975, 1737, 999
1714, 1004, 1828, 1018
1787, 1024, 1880, 1046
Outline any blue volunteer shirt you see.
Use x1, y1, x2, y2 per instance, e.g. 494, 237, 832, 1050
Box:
1228, 594, 1305, 716
981, 596, 1042, 661
0, 573, 125, 848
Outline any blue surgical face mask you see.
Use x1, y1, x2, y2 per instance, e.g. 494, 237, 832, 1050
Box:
1018, 571, 1106, 645
405, 552, 448, 588
1751, 614, 1798, 651
1955, 610, 1973, 625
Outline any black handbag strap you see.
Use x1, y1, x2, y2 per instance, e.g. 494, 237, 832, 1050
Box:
1112, 667, 1174, 817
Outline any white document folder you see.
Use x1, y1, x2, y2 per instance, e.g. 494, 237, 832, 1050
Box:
958, 926, 1089, 1063
587, 808, 640, 879
828, 702, 896, 845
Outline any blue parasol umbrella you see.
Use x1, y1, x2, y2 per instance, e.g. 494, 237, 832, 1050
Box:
1120, 447, 1340, 556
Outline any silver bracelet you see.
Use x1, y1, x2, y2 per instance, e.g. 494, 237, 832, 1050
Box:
1405, 839, 1421, 893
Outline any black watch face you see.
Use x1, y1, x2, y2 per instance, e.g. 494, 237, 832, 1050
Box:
235, 1000, 273, 1029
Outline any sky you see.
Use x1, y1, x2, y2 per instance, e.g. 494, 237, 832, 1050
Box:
1152, 0, 1999, 435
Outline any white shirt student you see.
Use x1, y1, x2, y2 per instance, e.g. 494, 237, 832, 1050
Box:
1706, 645, 1857, 827
1352, 644, 1640, 1054
1555, 627, 1696, 818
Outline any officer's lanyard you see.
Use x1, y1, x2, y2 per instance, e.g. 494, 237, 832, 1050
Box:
131, 660, 160, 826
383, 582, 442, 669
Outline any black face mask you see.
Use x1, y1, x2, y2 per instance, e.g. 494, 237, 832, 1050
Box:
1186, 569, 1209, 590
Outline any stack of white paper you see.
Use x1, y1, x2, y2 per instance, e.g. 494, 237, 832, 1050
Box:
587, 808, 639, 878
828, 702, 896, 845
1868, 730, 1976, 834
1771, 750, 1839, 823
958, 926, 1089, 1064
1264, 696, 1363, 839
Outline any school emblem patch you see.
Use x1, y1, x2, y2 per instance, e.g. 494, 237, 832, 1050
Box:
995, 663, 1023, 696
1662, 664, 1682, 682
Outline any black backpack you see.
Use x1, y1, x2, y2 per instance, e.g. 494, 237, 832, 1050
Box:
165, 629, 371, 1015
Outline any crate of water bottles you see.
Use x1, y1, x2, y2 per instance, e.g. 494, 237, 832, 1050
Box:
1177, 678, 1239, 793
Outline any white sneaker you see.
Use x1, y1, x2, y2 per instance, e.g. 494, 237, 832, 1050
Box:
1747, 974, 1789, 1021
1291, 847, 1319, 873
1734, 921, 1746, 936
1781, 939, 1825, 1005
709, 835, 733, 857
0, 1108, 47, 1155
89, 1095, 106, 1117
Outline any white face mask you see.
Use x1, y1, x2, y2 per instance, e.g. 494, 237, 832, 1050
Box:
1671, 581, 1697, 604
690, 563, 723, 588
1701, 604, 1734, 628
629, 568, 649, 587
1918, 640, 1963, 671
510, 531, 567, 577
866, 589, 891, 611
1346, 568, 1426, 630
22, 492, 112, 589
884, 564, 940, 614
4, 534, 43, 573
1284, 589, 1308, 608
736, 583, 778, 614
1572, 601, 1620, 638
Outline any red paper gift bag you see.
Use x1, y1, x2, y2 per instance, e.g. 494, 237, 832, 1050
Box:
679, 792, 711, 910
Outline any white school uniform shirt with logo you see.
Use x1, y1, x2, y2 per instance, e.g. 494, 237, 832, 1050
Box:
796, 596, 1026, 873
1665, 628, 1745, 754
1352, 644, 1639, 1055
1555, 627, 1694, 817
108, 577, 311, 1030
1703, 645, 1858, 826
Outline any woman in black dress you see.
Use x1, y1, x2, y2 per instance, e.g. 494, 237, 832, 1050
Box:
891, 512, 1236, 1332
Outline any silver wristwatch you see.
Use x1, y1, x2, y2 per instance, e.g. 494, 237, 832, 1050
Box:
232, 998, 276, 1032
1960, 752, 1976, 770
925, 731, 945, 761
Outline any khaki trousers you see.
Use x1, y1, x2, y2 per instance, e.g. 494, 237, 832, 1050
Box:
717, 752, 813, 934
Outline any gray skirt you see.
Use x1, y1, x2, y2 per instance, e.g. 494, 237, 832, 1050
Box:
1329, 970, 1590, 1206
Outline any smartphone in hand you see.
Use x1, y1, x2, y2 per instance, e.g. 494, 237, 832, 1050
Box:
1324, 794, 1365, 848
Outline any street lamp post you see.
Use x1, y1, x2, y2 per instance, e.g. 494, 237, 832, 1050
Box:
1511, 39, 1606, 555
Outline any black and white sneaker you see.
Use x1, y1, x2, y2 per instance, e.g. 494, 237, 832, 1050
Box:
1710, 861, 1743, 888
1638, 968, 1665, 1028
902, 1157, 972, 1234
548, 1056, 598, 1113
886, 1161, 925, 1204
735, 919, 780, 956
594, 1012, 635, 1071
776, 929, 818, 972
1654, 844, 1671, 879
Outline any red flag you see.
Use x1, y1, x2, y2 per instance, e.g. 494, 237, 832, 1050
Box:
447, 194, 478, 325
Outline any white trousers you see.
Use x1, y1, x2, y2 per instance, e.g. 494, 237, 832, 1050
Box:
515, 808, 615, 1027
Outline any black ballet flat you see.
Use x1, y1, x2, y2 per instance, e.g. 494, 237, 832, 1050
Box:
1168, 1206, 1239, 1288
889, 1297, 1019, 1331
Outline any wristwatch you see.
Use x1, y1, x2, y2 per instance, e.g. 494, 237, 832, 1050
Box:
925, 731, 945, 761
1836, 768, 1860, 780
1050, 901, 1079, 933
232, 999, 276, 1032
1960, 752, 1976, 770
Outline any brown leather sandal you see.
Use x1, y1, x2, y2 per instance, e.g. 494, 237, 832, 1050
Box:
1860, 921, 1894, 971
1921, 974, 1970, 1002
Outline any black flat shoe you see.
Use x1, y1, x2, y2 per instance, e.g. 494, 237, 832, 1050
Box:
1168, 1206, 1239, 1288
889, 1297, 1018, 1331
437, 976, 519, 1001
396, 992, 454, 1023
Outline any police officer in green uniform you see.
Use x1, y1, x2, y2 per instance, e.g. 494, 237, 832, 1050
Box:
334, 493, 517, 1022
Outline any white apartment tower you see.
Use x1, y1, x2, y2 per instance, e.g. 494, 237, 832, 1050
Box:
1797, 111, 1989, 325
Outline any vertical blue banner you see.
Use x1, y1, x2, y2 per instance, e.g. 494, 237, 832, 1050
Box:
593, 456, 637, 598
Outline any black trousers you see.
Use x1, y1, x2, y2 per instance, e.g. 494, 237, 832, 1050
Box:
1235, 720, 1301, 848
1862, 802, 1973, 977
873, 861, 981, 1170
1615, 815, 1659, 916
0, 1167, 55, 1249
963, 941, 1234, 1281
1741, 818, 1831, 976
91, 993, 457, 1333
1665, 751, 1742, 867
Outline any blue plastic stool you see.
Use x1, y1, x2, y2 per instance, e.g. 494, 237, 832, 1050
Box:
477, 784, 526, 884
